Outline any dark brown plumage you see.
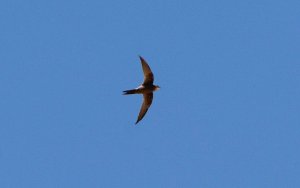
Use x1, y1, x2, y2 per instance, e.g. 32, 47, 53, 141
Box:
123, 56, 160, 124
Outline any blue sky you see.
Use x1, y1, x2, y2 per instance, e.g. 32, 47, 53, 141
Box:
1, 0, 299, 187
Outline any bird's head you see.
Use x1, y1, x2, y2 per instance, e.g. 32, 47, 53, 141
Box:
155, 85, 160, 90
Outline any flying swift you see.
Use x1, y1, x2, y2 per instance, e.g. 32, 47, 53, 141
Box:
123, 56, 160, 124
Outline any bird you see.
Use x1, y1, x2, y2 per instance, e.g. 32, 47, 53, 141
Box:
123, 56, 160, 124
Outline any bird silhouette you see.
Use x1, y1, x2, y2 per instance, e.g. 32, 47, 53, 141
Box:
123, 56, 160, 124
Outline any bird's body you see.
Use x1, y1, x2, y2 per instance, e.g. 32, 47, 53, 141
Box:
123, 85, 159, 95
123, 56, 160, 124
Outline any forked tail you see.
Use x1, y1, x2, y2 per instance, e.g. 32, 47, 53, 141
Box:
123, 89, 137, 95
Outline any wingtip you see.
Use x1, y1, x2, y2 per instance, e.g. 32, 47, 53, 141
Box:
138, 55, 144, 61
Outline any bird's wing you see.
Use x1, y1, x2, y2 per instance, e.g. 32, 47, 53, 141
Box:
135, 93, 153, 124
139, 56, 154, 85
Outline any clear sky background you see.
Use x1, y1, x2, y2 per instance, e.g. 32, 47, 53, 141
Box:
1, 0, 299, 187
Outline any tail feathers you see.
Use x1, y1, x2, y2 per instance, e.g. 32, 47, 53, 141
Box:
123, 89, 137, 95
